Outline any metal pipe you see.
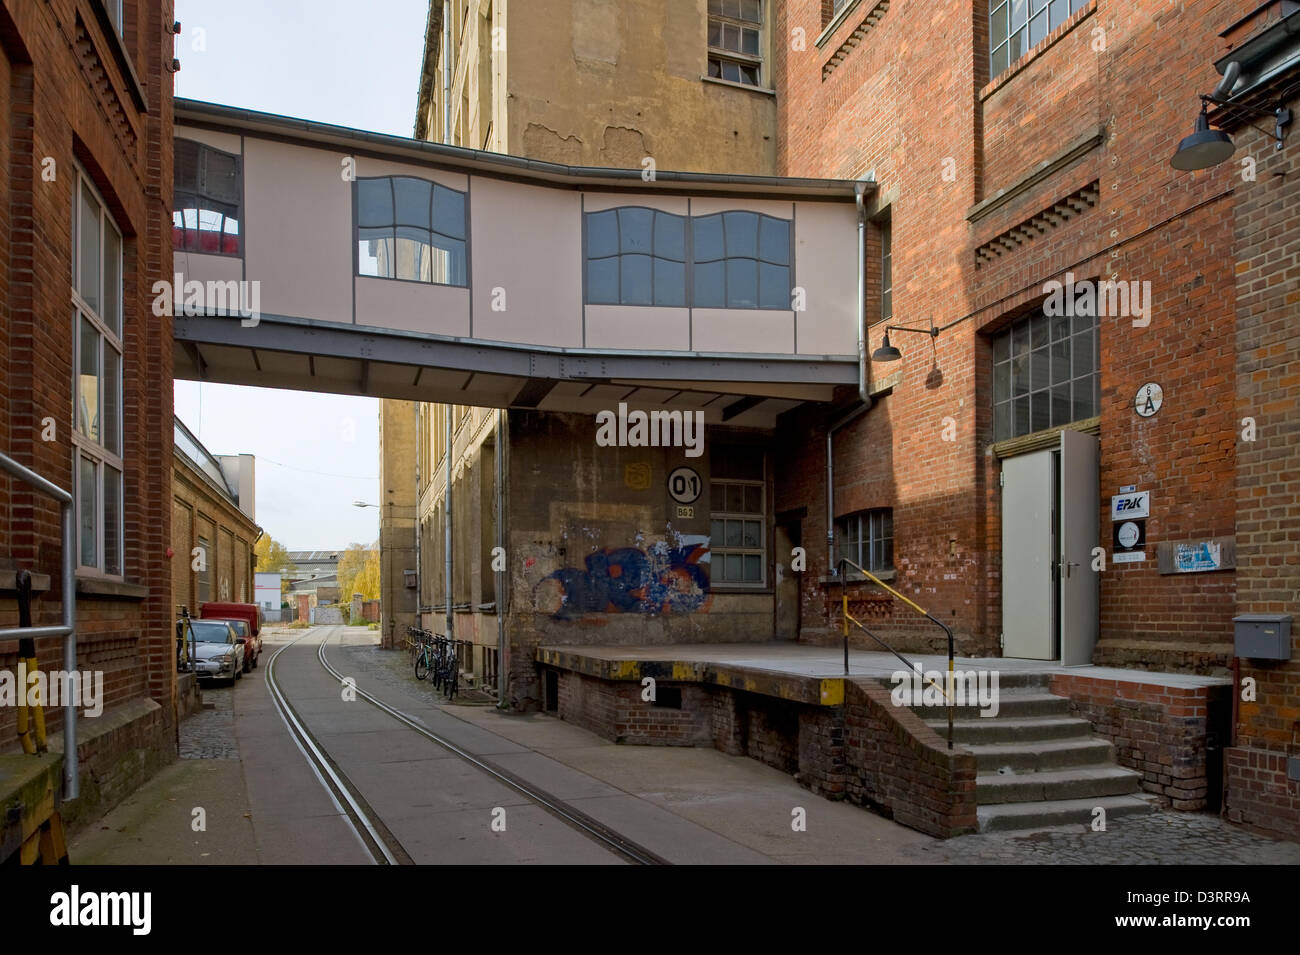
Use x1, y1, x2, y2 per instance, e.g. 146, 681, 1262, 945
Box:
825, 182, 875, 579
414, 403, 422, 634
0, 451, 78, 797
62, 494, 79, 796
444, 404, 453, 643
495, 408, 506, 704
443, 0, 451, 146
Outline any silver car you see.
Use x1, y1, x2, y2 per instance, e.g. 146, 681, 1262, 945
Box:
182, 619, 246, 685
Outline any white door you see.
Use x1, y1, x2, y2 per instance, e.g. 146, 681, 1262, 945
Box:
1059, 429, 1100, 666
1000, 450, 1054, 659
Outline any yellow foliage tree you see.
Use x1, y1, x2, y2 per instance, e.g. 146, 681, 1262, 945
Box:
338, 540, 381, 602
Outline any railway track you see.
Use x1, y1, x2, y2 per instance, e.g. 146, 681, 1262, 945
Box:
264, 628, 670, 865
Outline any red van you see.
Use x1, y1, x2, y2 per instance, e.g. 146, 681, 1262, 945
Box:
199, 602, 263, 669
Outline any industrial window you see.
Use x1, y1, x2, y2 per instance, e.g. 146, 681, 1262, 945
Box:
710, 446, 766, 586
197, 535, 212, 603
72, 168, 124, 578
356, 176, 467, 286
836, 508, 893, 572
104, 0, 124, 35
991, 295, 1098, 441
693, 212, 790, 309
708, 0, 763, 86
173, 138, 242, 256
989, 0, 1090, 78
585, 208, 687, 306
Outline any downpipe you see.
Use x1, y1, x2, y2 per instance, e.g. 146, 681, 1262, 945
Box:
825, 180, 874, 578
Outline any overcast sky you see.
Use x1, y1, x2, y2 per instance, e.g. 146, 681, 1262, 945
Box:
173, 0, 429, 550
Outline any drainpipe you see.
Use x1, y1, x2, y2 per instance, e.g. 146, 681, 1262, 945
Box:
825, 179, 875, 577
495, 409, 506, 703
445, 405, 453, 642
414, 403, 422, 633
442, 0, 451, 146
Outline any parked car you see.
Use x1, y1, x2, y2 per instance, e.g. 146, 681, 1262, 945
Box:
179, 618, 245, 685
206, 617, 259, 671
199, 602, 263, 670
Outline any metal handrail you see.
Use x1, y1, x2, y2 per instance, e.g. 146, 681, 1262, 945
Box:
835, 557, 955, 750
0, 451, 78, 796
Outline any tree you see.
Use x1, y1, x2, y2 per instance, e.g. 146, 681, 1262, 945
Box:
337, 540, 380, 602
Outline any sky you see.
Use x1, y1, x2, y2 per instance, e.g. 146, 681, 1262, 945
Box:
172, 0, 429, 550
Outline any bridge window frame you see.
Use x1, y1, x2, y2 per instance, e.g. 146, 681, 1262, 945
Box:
582, 207, 793, 311
354, 175, 468, 288
584, 207, 687, 307
174, 138, 242, 258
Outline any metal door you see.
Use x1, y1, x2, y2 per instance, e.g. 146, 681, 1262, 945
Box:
1001, 450, 1054, 659
1059, 429, 1100, 666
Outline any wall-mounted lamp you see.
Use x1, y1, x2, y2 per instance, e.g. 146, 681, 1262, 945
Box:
1170, 62, 1292, 171
871, 323, 940, 363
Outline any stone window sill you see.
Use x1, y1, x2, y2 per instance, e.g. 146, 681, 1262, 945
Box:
76, 576, 148, 600
701, 76, 776, 97
817, 569, 896, 586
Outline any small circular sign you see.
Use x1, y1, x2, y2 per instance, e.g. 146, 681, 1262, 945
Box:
1135, 382, 1163, 418
667, 466, 702, 505
1117, 521, 1141, 549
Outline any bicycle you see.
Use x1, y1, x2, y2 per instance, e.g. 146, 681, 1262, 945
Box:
408, 627, 437, 681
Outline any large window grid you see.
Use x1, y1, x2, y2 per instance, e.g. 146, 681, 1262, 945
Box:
707, 0, 764, 86
710, 447, 766, 587
72, 167, 124, 578
356, 176, 467, 286
989, 0, 1090, 78
584, 208, 792, 310
837, 509, 893, 572
585, 208, 686, 307
991, 298, 1099, 441
173, 138, 242, 256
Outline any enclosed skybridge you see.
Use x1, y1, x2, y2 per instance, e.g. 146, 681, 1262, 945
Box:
172, 99, 866, 426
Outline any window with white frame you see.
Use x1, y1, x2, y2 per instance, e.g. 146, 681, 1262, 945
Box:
707, 0, 764, 87
989, 0, 1090, 78
880, 220, 892, 321
72, 168, 124, 577
709, 446, 766, 586
836, 508, 893, 572
104, 0, 124, 35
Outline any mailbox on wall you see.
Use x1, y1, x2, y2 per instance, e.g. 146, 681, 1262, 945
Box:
1232, 614, 1293, 660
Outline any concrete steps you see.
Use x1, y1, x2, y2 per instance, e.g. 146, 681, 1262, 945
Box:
977, 794, 1158, 832
907, 684, 1152, 833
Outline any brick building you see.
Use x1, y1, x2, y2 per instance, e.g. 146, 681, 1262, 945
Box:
0, 0, 176, 827
171, 415, 259, 615
770, 0, 1298, 839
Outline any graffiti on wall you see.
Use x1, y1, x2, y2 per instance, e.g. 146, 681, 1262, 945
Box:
535, 538, 711, 619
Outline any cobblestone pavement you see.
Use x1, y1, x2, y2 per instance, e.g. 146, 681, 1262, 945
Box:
904, 810, 1300, 864
179, 679, 239, 760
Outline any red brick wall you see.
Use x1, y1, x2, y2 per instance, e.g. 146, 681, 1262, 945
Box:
1051, 673, 1231, 810
1226, 65, 1300, 842
772, 0, 1244, 670
0, 0, 175, 772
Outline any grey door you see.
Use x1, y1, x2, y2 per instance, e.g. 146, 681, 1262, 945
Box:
1059, 429, 1100, 666
1001, 450, 1054, 659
